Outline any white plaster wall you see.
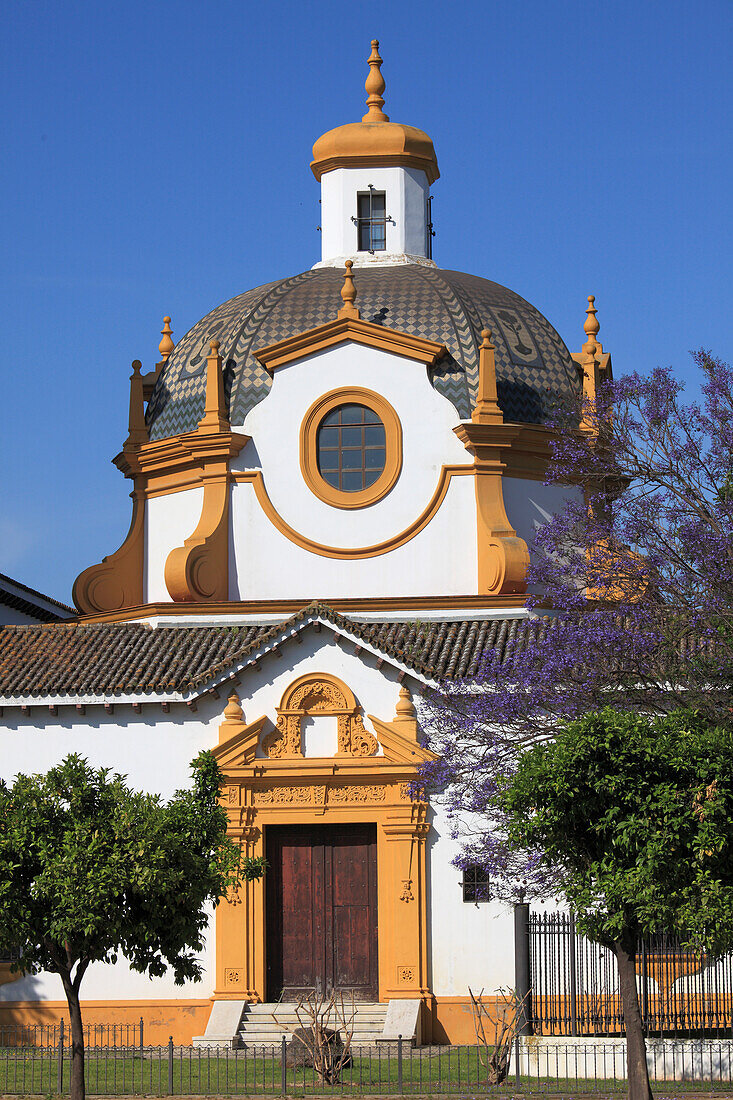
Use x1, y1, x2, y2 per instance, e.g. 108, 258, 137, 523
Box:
228, 341, 475, 599
221, 631, 411, 744
427, 798, 516, 996
230, 474, 476, 600
0, 633, 413, 1001
319, 166, 430, 263
0, 694, 223, 1002
145, 487, 204, 602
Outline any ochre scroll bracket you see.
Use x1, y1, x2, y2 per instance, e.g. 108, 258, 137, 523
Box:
453, 421, 529, 596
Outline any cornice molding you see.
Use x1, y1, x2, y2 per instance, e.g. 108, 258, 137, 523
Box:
74, 592, 529, 624
114, 430, 248, 493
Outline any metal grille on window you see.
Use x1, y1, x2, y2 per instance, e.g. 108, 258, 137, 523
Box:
317, 404, 386, 492
462, 864, 490, 902
356, 191, 387, 252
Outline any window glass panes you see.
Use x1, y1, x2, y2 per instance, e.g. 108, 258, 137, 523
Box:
356, 191, 387, 252
462, 865, 490, 903
317, 404, 387, 492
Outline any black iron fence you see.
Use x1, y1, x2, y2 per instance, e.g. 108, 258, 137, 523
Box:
527, 911, 733, 1037
2, 1036, 733, 1095
0, 1020, 144, 1050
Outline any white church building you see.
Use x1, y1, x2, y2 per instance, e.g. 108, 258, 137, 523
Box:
0, 41, 607, 1046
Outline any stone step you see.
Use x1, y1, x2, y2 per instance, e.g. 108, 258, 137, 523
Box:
241, 1012, 387, 1025
242, 1007, 387, 1012
237, 1037, 387, 1050
236, 1002, 393, 1051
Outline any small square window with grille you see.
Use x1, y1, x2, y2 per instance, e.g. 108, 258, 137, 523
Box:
356, 191, 387, 252
462, 865, 490, 903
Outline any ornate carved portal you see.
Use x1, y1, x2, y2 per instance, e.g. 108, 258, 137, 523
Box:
212, 679, 435, 1007
261, 673, 378, 759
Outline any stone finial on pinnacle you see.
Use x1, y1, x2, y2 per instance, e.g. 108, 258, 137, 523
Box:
472, 328, 503, 425
582, 294, 604, 364
125, 359, 149, 449
395, 684, 417, 720
224, 692, 244, 723
158, 316, 174, 361
584, 295, 600, 342
198, 339, 229, 433
337, 260, 360, 320
362, 39, 389, 122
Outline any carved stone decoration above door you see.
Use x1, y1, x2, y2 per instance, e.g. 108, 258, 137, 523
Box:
261, 672, 378, 759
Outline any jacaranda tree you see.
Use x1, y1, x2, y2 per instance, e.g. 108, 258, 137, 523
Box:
423, 349, 733, 891
500, 708, 733, 1100
0, 752, 263, 1100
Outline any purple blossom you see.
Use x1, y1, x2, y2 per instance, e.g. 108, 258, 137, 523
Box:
422, 350, 733, 900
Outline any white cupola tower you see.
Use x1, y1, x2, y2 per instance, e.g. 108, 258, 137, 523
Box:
311, 41, 440, 269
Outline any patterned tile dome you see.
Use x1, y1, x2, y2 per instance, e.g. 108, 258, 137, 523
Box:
146, 265, 579, 440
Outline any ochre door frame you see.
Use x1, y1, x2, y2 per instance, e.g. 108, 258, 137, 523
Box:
211, 679, 433, 1005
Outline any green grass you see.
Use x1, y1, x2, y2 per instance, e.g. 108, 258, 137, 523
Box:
0, 1047, 731, 1096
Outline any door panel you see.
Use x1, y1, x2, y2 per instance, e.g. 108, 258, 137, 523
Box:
266, 824, 377, 1000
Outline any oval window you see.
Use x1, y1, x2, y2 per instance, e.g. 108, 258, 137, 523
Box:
316, 404, 386, 493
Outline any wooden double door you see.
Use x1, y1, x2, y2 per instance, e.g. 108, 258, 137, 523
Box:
265, 824, 378, 1000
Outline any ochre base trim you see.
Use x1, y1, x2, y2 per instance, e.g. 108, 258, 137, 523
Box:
0, 1001, 212, 1047
2, 996, 517, 1046
430, 996, 509, 1045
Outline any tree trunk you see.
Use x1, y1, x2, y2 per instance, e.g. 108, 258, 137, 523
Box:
614, 933, 653, 1100
60, 977, 86, 1100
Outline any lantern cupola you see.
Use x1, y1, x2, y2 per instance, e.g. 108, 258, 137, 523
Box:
311, 40, 439, 269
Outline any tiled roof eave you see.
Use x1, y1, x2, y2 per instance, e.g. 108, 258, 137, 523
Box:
0, 604, 529, 702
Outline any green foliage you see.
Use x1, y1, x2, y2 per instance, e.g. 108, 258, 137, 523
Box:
500, 708, 733, 954
0, 750, 249, 984
241, 855, 269, 881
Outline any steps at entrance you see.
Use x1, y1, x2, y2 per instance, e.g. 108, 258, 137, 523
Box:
238, 1002, 389, 1049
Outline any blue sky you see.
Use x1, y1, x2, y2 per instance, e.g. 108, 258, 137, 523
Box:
2, 0, 731, 603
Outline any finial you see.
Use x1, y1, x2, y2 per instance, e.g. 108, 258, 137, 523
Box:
395, 684, 417, 720
582, 294, 604, 368
472, 328, 503, 425
223, 692, 244, 723
584, 295, 600, 342
125, 359, 149, 448
158, 316, 174, 361
337, 260, 360, 320
198, 339, 229, 433
362, 39, 389, 123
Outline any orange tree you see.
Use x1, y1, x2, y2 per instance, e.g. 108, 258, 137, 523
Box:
0, 752, 263, 1100
500, 708, 733, 1100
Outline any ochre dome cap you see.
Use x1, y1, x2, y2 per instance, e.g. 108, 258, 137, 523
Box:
310, 40, 440, 185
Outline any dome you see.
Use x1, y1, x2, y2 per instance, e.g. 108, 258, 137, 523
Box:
146, 265, 580, 440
